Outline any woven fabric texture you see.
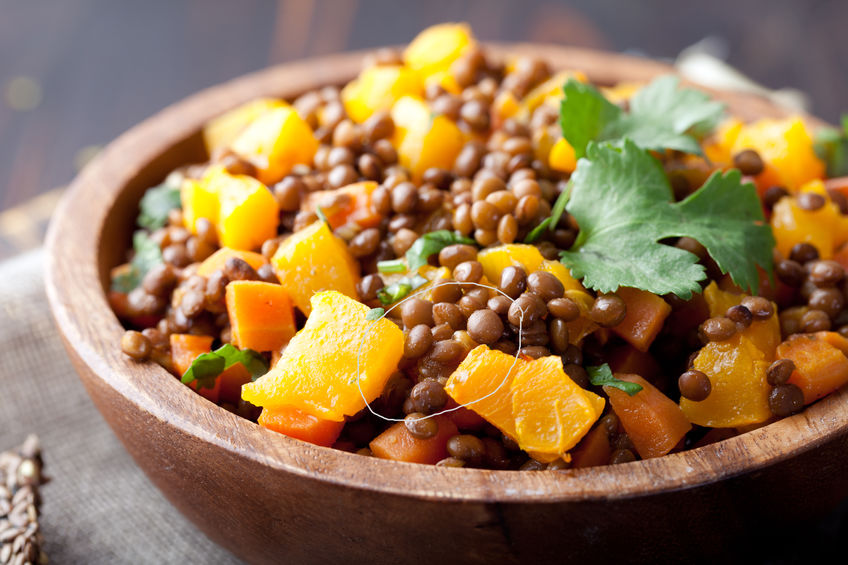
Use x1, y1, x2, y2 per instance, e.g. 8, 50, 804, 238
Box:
0, 250, 242, 564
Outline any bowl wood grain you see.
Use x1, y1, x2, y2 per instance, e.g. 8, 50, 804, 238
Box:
45, 44, 848, 564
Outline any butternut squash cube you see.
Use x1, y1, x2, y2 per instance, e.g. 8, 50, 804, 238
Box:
777, 333, 848, 404
403, 23, 474, 80
611, 287, 671, 353
226, 281, 296, 352
680, 334, 772, 428
230, 105, 318, 185
549, 138, 577, 173
270, 221, 360, 315
241, 291, 404, 421
197, 247, 268, 277
391, 95, 465, 181
203, 98, 287, 155
181, 177, 219, 234
341, 65, 423, 123
477, 244, 585, 293
771, 189, 848, 260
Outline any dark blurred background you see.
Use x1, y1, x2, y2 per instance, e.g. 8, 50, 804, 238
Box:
1, 0, 846, 214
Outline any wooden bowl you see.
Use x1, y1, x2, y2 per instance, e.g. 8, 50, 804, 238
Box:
45, 45, 848, 564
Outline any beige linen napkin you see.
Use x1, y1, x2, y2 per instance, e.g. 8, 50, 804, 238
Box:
0, 250, 241, 564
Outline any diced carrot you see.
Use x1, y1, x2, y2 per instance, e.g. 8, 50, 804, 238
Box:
777, 333, 848, 404
170, 334, 219, 403
196, 247, 267, 277
604, 373, 691, 459
815, 331, 848, 355
607, 344, 661, 380
611, 287, 671, 352
258, 406, 345, 447
570, 424, 612, 468
225, 280, 296, 352
302, 181, 381, 230
369, 415, 458, 464
219, 363, 252, 405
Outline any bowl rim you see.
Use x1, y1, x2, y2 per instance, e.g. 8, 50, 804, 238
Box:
45, 43, 848, 504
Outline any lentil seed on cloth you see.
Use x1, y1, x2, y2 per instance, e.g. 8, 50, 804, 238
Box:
0, 250, 241, 564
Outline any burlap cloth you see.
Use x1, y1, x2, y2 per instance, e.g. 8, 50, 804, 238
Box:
0, 250, 241, 564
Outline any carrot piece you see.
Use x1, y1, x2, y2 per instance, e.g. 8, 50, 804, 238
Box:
369, 415, 458, 464
225, 280, 296, 352
604, 374, 691, 459
258, 406, 345, 447
611, 287, 671, 352
219, 364, 252, 405
302, 181, 381, 230
570, 425, 612, 468
776, 333, 848, 404
170, 334, 220, 403
196, 247, 267, 277
815, 331, 848, 355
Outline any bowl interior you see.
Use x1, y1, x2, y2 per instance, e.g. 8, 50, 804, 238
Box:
47, 44, 848, 505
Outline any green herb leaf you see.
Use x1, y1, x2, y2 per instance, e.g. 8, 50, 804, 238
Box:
587, 364, 643, 396
111, 231, 164, 293
523, 217, 552, 243
813, 115, 848, 177
137, 181, 182, 231
315, 205, 330, 226
560, 75, 725, 158
560, 140, 774, 298
548, 180, 572, 231
365, 307, 385, 320
377, 274, 428, 305
376, 259, 407, 273
405, 230, 476, 272
181, 343, 269, 390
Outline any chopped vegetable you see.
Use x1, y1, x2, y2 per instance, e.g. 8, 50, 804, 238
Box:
402, 230, 476, 272
559, 75, 724, 158
391, 95, 465, 181
242, 291, 404, 421
202, 98, 287, 155
196, 247, 267, 277
365, 307, 385, 320
777, 332, 848, 405
370, 415, 458, 464
270, 221, 360, 315
226, 281, 296, 352
605, 373, 691, 459
258, 406, 345, 447
560, 139, 774, 298
341, 65, 423, 123
376, 274, 427, 305
179, 341, 268, 392
610, 287, 672, 352
814, 115, 848, 178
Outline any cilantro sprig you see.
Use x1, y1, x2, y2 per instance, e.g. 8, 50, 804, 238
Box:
587, 364, 643, 396
377, 230, 476, 274
181, 343, 269, 391
559, 140, 774, 299
111, 231, 164, 293
560, 75, 725, 158
814, 115, 848, 177
137, 180, 182, 231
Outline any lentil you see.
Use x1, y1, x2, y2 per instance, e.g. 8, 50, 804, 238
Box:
766, 359, 796, 386
678, 370, 712, 401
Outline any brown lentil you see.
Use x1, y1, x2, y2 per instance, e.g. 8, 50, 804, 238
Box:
563, 363, 589, 388
439, 244, 477, 270
800, 308, 831, 332
678, 370, 712, 401
363, 111, 394, 142
514, 194, 540, 225
808, 288, 845, 318
431, 323, 454, 341
400, 298, 434, 328
766, 359, 796, 386
224, 257, 259, 281
458, 294, 487, 318
733, 149, 764, 176
447, 435, 486, 464
460, 99, 490, 131
487, 295, 512, 316
141, 264, 177, 297
789, 242, 819, 264
526, 271, 564, 302
405, 325, 434, 359
768, 383, 805, 417
430, 280, 463, 303
809, 260, 845, 286
391, 228, 419, 257
590, 294, 627, 327
409, 379, 448, 414
436, 457, 466, 467
699, 316, 737, 342
740, 296, 774, 320
776, 259, 805, 287
797, 191, 826, 211
405, 413, 439, 439
358, 153, 383, 180
121, 330, 151, 360
547, 297, 580, 321
549, 318, 570, 354
507, 293, 546, 326
726, 304, 753, 328
357, 274, 384, 301
466, 309, 504, 345
499, 266, 527, 299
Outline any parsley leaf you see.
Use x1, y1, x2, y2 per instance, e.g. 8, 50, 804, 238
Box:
181, 343, 269, 391
560, 75, 725, 158
377, 274, 428, 305
111, 231, 164, 293
137, 181, 182, 231
587, 364, 643, 396
814, 114, 848, 177
403, 230, 476, 272
560, 140, 774, 299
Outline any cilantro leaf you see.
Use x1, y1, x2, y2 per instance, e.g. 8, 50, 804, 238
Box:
814, 114, 848, 177
137, 181, 182, 231
111, 231, 164, 293
560, 75, 725, 158
404, 230, 476, 272
587, 364, 643, 396
560, 140, 773, 299
181, 343, 269, 391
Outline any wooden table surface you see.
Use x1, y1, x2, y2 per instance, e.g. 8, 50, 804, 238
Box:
1, 0, 846, 259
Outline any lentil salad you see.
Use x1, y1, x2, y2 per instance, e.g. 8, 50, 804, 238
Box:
111, 23, 848, 469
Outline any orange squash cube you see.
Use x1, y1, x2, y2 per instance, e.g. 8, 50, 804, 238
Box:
777, 333, 848, 404
611, 287, 671, 352
259, 406, 345, 447
225, 281, 296, 353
